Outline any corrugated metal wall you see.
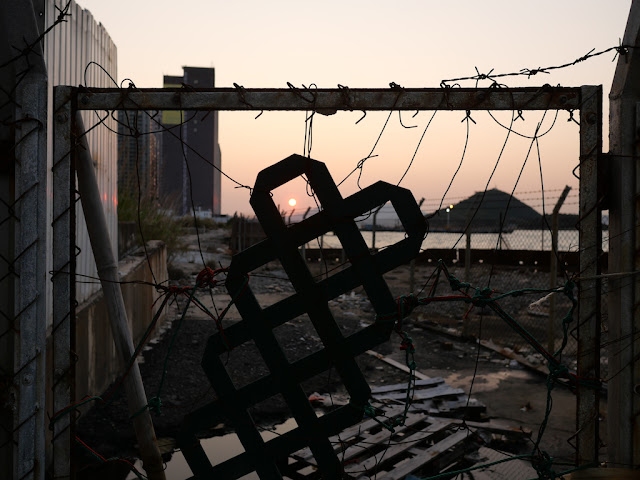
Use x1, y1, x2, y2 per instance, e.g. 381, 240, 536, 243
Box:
44, 0, 118, 309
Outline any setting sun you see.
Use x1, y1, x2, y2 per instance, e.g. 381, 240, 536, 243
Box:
288, 198, 296, 207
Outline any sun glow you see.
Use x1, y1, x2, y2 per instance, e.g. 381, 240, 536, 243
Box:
288, 198, 296, 207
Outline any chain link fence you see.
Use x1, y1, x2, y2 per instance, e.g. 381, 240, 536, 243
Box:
232, 196, 607, 379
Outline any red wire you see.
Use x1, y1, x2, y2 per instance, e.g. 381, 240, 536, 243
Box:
75, 435, 145, 475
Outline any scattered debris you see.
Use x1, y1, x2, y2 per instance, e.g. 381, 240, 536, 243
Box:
284, 404, 531, 480
520, 402, 533, 412
366, 350, 430, 380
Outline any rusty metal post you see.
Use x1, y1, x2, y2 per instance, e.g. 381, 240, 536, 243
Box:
74, 113, 166, 480
577, 85, 602, 466
548, 186, 571, 355
608, 0, 640, 467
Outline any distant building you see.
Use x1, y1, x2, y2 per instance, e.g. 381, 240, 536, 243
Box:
160, 67, 221, 216
117, 110, 161, 198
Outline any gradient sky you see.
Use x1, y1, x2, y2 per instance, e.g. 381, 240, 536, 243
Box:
76, 0, 632, 217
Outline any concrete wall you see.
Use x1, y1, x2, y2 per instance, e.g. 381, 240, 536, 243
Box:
74, 241, 168, 398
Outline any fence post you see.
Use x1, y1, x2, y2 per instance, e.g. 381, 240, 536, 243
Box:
608, 1, 640, 468
241, 215, 246, 251
301, 207, 311, 264
75, 114, 166, 480
2, 3, 50, 478
462, 229, 472, 336
548, 186, 571, 355
409, 199, 424, 293
577, 85, 602, 466
371, 206, 381, 251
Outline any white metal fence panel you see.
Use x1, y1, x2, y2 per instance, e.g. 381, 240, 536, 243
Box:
45, 0, 118, 310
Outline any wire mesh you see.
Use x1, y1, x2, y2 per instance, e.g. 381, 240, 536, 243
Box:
46, 51, 623, 478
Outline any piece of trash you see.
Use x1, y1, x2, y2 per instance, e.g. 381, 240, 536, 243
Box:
308, 392, 326, 405
529, 291, 555, 309
520, 402, 533, 412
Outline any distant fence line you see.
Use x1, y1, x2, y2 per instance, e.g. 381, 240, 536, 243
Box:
228, 215, 597, 271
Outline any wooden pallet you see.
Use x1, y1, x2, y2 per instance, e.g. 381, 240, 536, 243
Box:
283, 408, 465, 479
282, 402, 530, 480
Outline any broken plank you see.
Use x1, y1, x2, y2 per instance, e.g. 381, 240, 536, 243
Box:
443, 418, 532, 439
313, 414, 429, 467
377, 430, 471, 480
292, 406, 407, 462
344, 420, 454, 474
370, 378, 444, 394
366, 350, 430, 380
373, 384, 464, 401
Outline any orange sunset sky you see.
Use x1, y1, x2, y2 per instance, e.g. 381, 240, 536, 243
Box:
77, 0, 631, 217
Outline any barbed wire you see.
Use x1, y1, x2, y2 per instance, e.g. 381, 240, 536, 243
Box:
440, 43, 635, 87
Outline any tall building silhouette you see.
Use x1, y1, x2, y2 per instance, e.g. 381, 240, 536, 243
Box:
160, 67, 221, 216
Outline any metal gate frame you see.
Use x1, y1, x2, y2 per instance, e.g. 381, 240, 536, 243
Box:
52, 84, 603, 469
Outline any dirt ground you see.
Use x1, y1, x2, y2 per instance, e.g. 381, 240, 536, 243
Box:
75, 228, 600, 479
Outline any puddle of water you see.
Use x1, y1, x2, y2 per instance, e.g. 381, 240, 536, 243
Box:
442, 369, 533, 392
126, 418, 298, 480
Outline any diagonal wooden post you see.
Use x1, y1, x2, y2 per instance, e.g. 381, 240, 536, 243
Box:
74, 113, 166, 480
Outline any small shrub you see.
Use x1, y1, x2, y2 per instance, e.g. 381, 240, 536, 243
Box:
117, 188, 184, 259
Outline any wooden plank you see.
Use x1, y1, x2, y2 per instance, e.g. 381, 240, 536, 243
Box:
370, 378, 444, 394
301, 415, 431, 467
378, 430, 470, 480
373, 384, 464, 401
366, 350, 430, 380
291, 406, 407, 462
344, 421, 454, 474
446, 418, 531, 439
337, 405, 405, 441
337, 414, 431, 465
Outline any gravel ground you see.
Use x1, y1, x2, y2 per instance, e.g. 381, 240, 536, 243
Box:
75, 228, 591, 479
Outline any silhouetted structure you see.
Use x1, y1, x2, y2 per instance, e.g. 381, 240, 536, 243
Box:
159, 67, 221, 215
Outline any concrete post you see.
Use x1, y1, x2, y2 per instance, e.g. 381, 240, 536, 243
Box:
1, 1, 49, 478
608, 0, 640, 468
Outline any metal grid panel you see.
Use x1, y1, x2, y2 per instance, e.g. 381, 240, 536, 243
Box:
179, 155, 427, 478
